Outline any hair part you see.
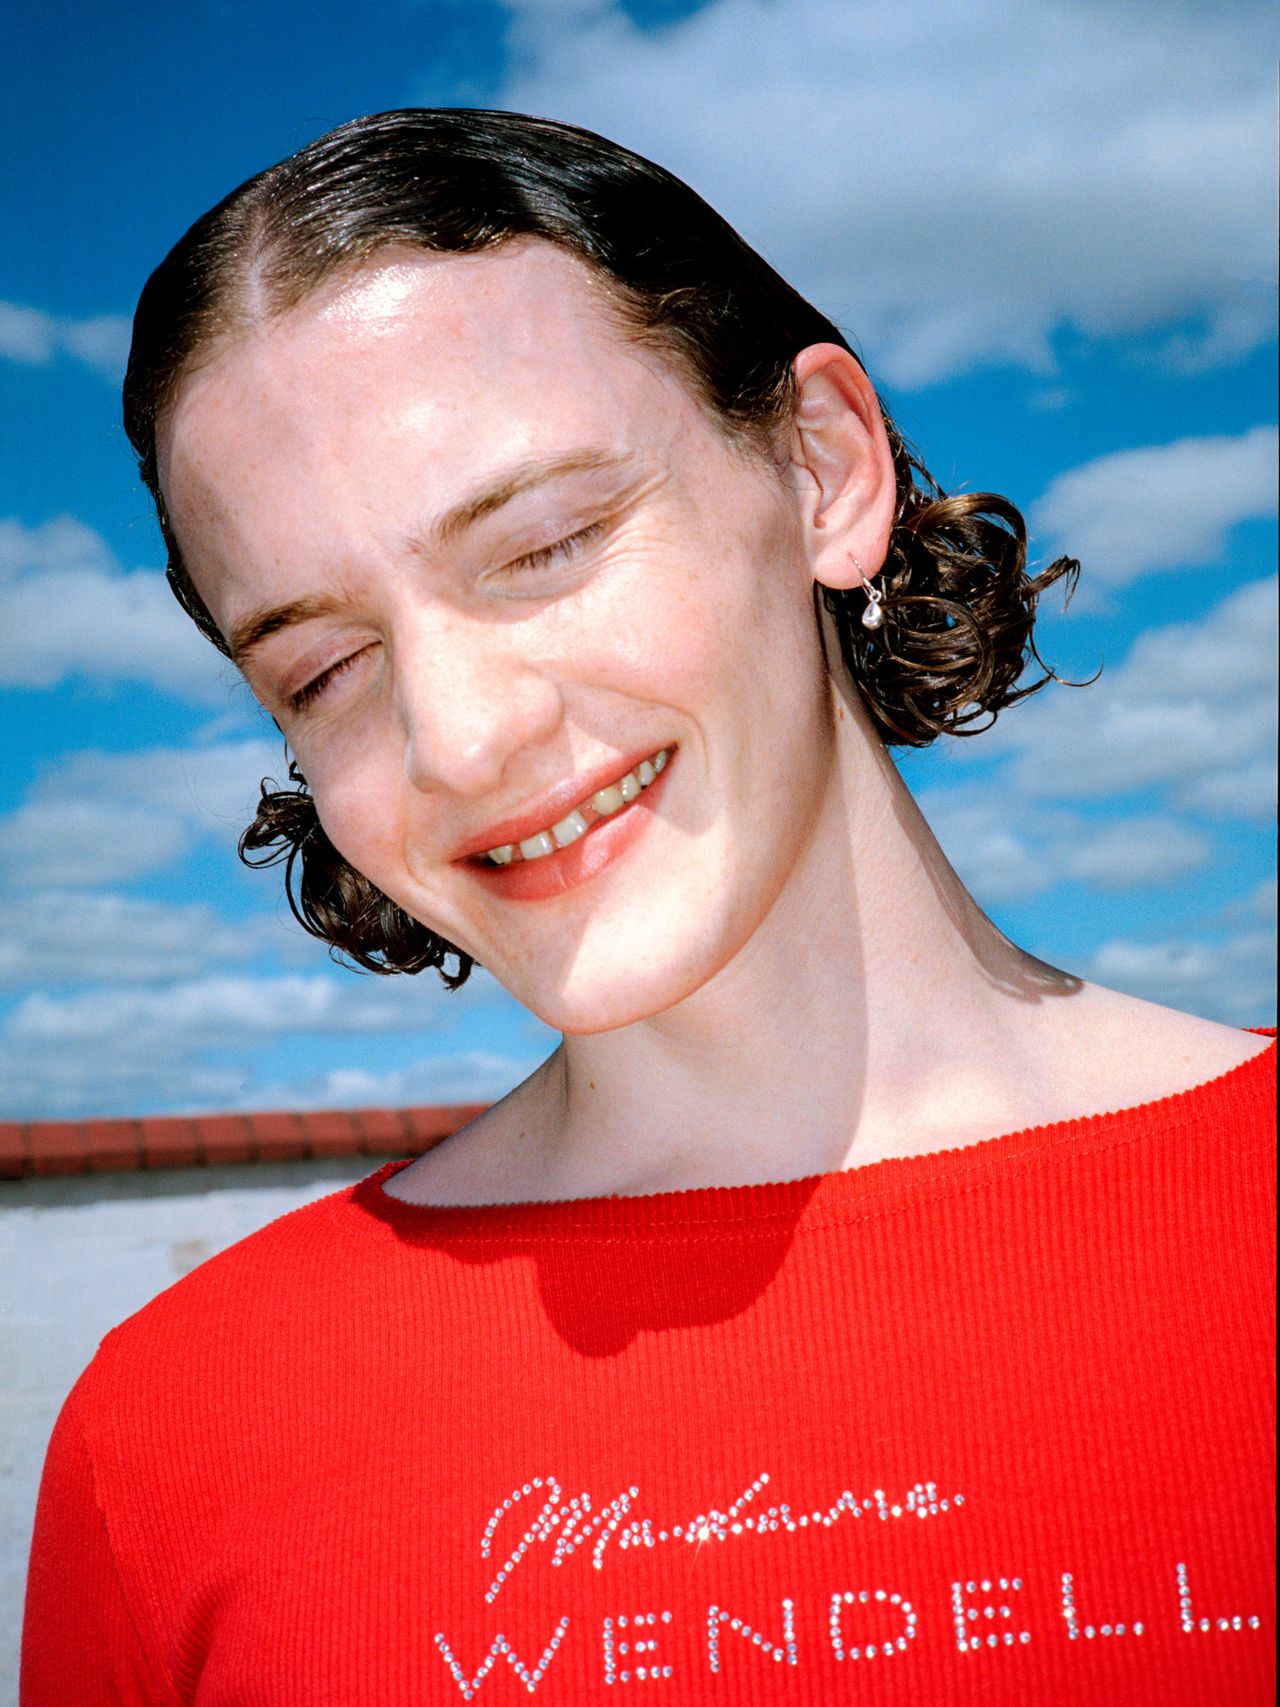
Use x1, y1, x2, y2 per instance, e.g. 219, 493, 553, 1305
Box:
124, 107, 1081, 986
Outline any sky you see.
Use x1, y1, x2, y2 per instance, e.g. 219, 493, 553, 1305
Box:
1, 0, 1275, 1121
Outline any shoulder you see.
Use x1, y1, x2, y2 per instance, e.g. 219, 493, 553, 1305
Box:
1121, 1009, 1275, 1107
80, 1170, 404, 1411
57, 1167, 448, 1541
1137, 1010, 1275, 1077
1036, 984, 1274, 1124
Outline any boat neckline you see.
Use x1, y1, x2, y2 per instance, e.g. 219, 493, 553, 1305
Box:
349, 1028, 1276, 1234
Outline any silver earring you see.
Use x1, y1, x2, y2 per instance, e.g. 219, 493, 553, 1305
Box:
853, 558, 884, 630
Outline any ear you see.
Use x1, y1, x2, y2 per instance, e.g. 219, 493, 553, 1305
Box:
789, 343, 897, 591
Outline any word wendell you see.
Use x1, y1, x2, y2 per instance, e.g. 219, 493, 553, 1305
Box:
424, 1472, 1264, 1697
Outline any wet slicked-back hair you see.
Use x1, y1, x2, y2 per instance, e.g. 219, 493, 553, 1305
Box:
124, 107, 1078, 985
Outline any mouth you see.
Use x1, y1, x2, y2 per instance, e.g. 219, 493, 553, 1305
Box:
477, 746, 672, 867
458, 745, 676, 901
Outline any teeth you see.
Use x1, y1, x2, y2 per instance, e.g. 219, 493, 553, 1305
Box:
591, 783, 626, 817
483, 746, 673, 865
551, 809, 589, 848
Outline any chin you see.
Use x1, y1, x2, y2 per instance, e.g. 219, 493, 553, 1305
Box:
510, 921, 751, 1038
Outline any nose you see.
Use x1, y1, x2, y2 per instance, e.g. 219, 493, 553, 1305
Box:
396, 614, 565, 798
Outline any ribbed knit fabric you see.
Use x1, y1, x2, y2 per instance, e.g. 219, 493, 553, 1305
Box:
22, 1034, 1276, 1705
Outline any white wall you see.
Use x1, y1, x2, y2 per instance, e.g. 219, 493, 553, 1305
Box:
0, 1159, 378, 1704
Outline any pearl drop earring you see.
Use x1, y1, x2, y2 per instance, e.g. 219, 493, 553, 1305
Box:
852, 556, 884, 630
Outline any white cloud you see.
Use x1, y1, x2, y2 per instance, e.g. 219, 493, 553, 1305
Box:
0, 801, 191, 889
1212, 876, 1279, 929
493, 0, 1276, 387
6, 973, 445, 1049
0, 965, 525, 1119
1178, 756, 1277, 826
30, 736, 284, 829
59, 315, 133, 378
0, 515, 239, 704
3, 568, 236, 702
920, 791, 1212, 905
0, 300, 131, 381
975, 576, 1277, 804
0, 515, 114, 583
1060, 817, 1211, 892
919, 794, 1048, 902
1080, 928, 1276, 1027
1032, 426, 1278, 590
238, 1048, 548, 1114
0, 301, 57, 365
0, 891, 262, 992
0, 737, 282, 888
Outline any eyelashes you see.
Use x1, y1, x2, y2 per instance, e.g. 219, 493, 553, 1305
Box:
288, 646, 371, 713
494, 517, 609, 578
284, 518, 611, 714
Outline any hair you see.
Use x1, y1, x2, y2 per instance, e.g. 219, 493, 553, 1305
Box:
123, 107, 1080, 987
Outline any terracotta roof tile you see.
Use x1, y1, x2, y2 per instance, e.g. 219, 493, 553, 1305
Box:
191, 1113, 255, 1167
1, 1103, 488, 1179
294, 1108, 364, 1160
139, 1118, 204, 1171
83, 1118, 144, 1172
350, 1107, 410, 1152
0, 1123, 31, 1180
244, 1110, 311, 1164
28, 1121, 89, 1177
406, 1102, 488, 1144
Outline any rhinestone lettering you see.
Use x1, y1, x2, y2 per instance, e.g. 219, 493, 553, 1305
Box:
951, 1577, 1032, 1652
1176, 1560, 1262, 1634
1060, 1571, 1144, 1640
481, 1471, 962, 1598
434, 1617, 570, 1699
829, 1588, 919, 1660
602, 1610, 674, 1684
706, 1598, 798, 1673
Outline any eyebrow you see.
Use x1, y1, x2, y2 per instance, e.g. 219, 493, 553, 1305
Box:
228, 593, 347, 666
416, 449, 637, 553
228, 449, 638, 667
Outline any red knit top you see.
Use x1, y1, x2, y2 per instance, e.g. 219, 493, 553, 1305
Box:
22, 1035, 1276, 1705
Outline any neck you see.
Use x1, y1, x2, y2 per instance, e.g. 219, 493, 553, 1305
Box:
529, 690, 1081, 1200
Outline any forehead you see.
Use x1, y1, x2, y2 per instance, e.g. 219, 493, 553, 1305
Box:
160, 241, 698, 515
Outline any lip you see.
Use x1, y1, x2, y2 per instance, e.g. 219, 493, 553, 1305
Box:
461, 749, 675, 901
451, 744, 675, 864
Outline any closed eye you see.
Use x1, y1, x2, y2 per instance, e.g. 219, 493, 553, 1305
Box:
287, 645, 373, 713
497, 518, 609, 578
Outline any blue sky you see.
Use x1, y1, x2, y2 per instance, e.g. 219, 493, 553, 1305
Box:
2, 0, 1275, 1119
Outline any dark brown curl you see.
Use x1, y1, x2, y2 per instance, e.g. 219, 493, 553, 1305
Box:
831, 420, 1082, 746
239, 762, 473, 986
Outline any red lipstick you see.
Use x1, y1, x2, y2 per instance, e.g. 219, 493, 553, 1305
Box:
461, 748, 675, 902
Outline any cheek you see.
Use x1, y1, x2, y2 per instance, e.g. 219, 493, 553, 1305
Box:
306, 749, 409, 899
313, 778, 466, 950
570, 518, 796, 708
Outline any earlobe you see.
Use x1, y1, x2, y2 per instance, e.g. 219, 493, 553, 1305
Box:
790, 342, 897, 591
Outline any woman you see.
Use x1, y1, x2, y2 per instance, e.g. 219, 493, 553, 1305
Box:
22, 109, 1274, 1705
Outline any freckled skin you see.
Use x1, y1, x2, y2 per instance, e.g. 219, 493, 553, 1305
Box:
160, 242, 1267, 1203
162, 243, 840, 1034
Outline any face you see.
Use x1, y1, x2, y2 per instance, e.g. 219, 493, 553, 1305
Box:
160, 243, 841, 1033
